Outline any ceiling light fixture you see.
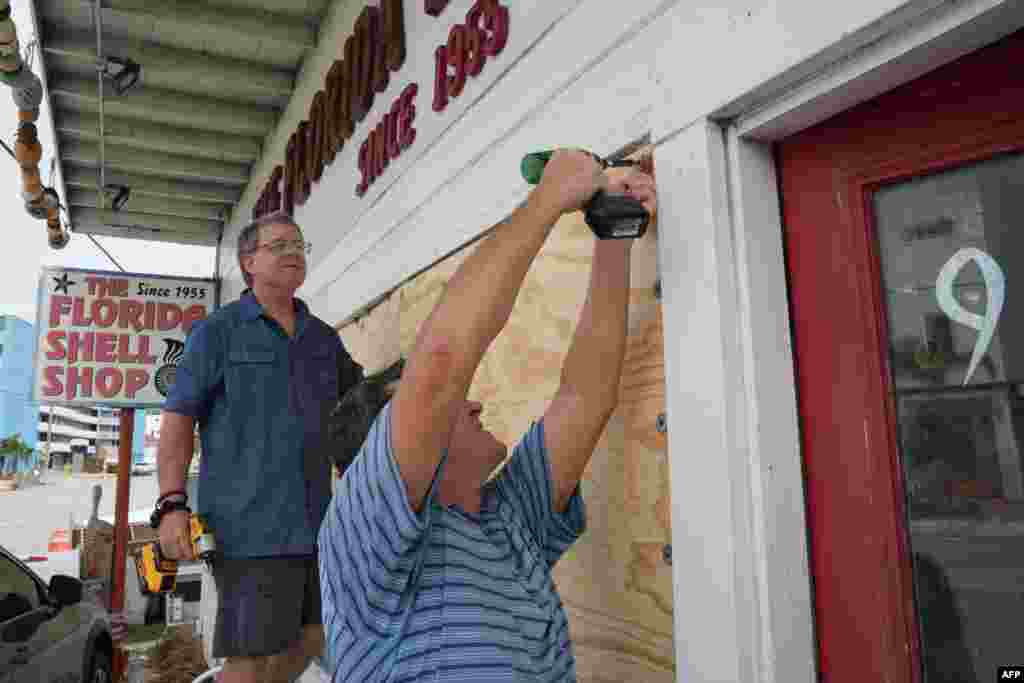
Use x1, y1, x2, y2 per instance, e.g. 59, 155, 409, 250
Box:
104, 184, 131, 211
102, 56, 142, 95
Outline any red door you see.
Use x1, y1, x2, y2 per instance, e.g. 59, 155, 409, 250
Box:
778, 31, 1024, 683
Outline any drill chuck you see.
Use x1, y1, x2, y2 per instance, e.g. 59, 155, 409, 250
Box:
520, 149, 650, 240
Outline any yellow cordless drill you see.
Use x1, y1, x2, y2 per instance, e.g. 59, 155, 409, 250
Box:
137, 514, 216, 594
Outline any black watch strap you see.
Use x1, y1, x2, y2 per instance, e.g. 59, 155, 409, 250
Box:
150, 500, 191, 529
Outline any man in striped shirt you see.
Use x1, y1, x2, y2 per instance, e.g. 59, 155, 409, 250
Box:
319, 150, 657, 681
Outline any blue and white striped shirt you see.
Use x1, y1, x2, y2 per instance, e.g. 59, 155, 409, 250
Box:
319, 401, 586, 682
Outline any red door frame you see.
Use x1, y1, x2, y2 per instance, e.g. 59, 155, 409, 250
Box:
777, 31, 1024, 682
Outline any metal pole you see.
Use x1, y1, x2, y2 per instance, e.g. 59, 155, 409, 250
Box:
110, 407, 134, 681
46, 405, 53, 469
91, 0, 106, 210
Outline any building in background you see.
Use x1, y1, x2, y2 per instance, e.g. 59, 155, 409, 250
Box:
0, 315, 39, 475
38, 405, 145, 471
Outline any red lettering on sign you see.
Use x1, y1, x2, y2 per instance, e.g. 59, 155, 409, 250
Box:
469, 0, 509, 57
465, 19, 484, 76
66, 366, 93, 400
356, 83, 418, 197
157, 303, 183, 332
45, 331, 66, 361
319, 92, 334, 174
308, 93, 326, 183
120, 300, 144, 331
298, 122, 312, 205
425, 0, 450, 17
369, 6, 389, 95
284, 132, 297, 215
182, 305, 207, 334
71, 298, 92, 327
433, 45, 449, 112
117, 335, 158, 364
324, 63, 343, 163
68, 332, 94, 364
244, 0, 410, 216
95, 333, 117, 363
356, 139, 370, 197
125, 370, 149, 399
383, 0, 407, 71
334, 58, 354, 146
352, 12, 372, 123
42, 366, 63, 397
143, 302, 157, 331
398, 83, 418, 149
446, 25, 468, 98
96, 367, 123, 398
93, 299, 117, 328
434, 0, 508, 112
49, 295, 71, 327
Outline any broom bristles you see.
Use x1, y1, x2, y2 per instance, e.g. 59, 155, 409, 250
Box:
144, 625, 211, 683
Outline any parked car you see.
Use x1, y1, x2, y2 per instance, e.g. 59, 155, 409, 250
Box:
0, 545, 112, 682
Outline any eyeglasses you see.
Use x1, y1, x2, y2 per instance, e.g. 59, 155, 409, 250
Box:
255, 239, 312, 256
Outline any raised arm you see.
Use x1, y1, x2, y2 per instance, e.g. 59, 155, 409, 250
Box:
545, 167, 657, 512
391, 151, 606, 511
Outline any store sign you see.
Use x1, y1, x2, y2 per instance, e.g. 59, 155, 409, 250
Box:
252, 0, 510, 214
32, 267, 216, 407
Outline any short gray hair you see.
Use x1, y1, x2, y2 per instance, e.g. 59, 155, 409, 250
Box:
236, 211, 303, 288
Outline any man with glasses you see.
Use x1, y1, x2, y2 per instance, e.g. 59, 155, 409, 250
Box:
155, 212, 364, 683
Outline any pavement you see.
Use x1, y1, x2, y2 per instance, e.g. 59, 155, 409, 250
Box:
0, 468, 161, 558
2, 469, 336, 682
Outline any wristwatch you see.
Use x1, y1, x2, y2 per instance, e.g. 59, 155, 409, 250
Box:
150, 496, 191, 529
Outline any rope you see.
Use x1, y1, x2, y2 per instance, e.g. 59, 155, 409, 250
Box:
85, 233, 127, 272
1, 132, 126, 272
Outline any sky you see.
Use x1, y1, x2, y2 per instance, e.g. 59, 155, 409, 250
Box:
1, 0, 217, 325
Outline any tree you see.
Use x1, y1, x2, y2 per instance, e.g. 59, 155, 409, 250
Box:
0, 434, 34, 480
0, 435, 33, 456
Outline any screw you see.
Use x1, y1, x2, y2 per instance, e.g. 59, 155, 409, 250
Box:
656, 413, 667, 433
663, 544, 672, 565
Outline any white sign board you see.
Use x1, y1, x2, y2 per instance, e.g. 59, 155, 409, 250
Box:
33, 267, 217, 408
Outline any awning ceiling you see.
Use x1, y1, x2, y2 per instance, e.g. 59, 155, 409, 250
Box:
30, 0, 332, 247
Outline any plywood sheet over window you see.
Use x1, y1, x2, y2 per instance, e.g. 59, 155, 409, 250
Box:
338, 178, 673, 682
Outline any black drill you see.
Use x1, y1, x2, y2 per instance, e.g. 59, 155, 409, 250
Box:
520, 150, 650, 239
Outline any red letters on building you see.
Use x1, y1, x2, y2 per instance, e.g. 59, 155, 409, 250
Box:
357, 84, 418, 196
434, 0, 509, 113
424, 0, 450, 17
249, 0, 514, 213
253, 0, 408, 219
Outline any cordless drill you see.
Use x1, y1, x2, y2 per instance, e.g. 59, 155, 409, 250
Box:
136, 514, 216, 594
521, 150, 651, 239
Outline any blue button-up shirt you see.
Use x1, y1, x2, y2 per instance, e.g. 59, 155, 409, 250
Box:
164, 290, 362, 558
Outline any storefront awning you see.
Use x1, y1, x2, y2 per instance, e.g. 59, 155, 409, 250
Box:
29, 0, 332, 247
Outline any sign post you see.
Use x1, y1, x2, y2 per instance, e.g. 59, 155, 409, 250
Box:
111, 406, 133, 680
32, 267, 216, 681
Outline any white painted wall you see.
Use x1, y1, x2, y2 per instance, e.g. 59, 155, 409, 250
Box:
215, 1, 1024, 680
221, 0, 973, 312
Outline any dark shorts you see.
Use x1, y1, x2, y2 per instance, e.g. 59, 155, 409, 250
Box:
211, 555, 321, 659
